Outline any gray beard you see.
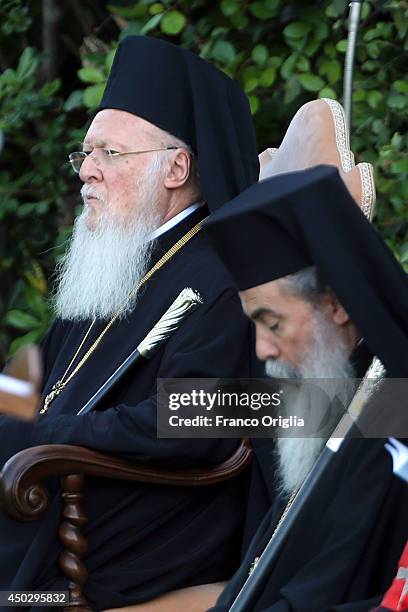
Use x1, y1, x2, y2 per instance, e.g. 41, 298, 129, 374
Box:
53, 165, 164, 321
265, 310, 356, 498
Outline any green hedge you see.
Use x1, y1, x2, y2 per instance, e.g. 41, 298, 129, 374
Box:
0, 0, 407, 364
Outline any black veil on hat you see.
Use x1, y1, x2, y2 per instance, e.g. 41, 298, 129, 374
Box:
99, 35, 259, 212
205, 165, 408, 377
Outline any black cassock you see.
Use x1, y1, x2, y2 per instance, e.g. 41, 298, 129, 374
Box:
209, 346, 408, 612
0, 206, 257, 609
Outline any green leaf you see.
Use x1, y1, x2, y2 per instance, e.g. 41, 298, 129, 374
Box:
297, 56, 310, 72
361, 2, 370, 19
390, 132, 404, 149
280, 53, 298, 80
141, 13, 163, 34
17, 47, 38, 80
394, 80, 408, 94
220, 0, 241, 16
284, 76, 301, 104
259, 66, 276, 87
298, 73, 324, 92
64, 90, 84, 112
24, 285, 49, 316
362, 60, 379, 73
251, 45, 268, 66
242, 68, 259, 93
283, 21, 311, 39
353, 90, 366, 102
390, 159, 408, 174
107, 4, 146, 19
149, 3, 164, 16
105, 48, 117, 72
332, 0, 348, 12
318, 87, 337, 100
286, 37, 307, 52
401, 244, 408, 264
211, 41, 236, 64
249, 2, 277, 19
265, 0, 279, 9
315, 22, 329, 41
83, 83, 105, 109
119, 22, 143, 38
319, 60, 341, 84
367, 90, 383, 109
268, 56, 282, 68
5, 310, 39, 331
336, 39, 348, 53
387, 94, 406, 110
248, 94, 260, 115
367, 41, 381, 59
211, 27, 229, 38
42, 80, 61, 97
77, 67, 105, 84
230, 13, 249, 29
160, 10, 186, 35
304, 38, 320, 57
17, 203, 36, 217
324, 42, 336, 59
326, 1, 345, 18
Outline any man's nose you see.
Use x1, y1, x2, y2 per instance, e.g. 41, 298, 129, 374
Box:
255, 334, 281, 362
79, 153, 103, 183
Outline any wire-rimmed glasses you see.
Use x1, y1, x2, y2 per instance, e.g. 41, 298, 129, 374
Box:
68, 146, 178, 174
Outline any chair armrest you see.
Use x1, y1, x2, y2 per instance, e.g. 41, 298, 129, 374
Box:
0, 441, 253, 522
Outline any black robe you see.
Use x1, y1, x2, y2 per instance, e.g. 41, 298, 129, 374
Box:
209, 346, 408, 612
0, 207, 257, 609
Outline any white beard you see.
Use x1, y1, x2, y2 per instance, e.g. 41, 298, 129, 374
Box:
265, 310, 355, 498
53, 158, 165, 321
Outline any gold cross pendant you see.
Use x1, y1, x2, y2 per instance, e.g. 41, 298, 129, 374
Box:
39, 380, 64, 414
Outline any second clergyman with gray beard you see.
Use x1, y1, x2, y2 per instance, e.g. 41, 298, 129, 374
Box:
205, 166, 408, 612
0, 36, 260, 610
265, 270, 358, 499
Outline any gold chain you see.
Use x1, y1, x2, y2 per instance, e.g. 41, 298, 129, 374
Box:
40, 218, 205, 415
248, 486, 298, 576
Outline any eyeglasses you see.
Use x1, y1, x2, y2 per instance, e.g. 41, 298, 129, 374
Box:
68, 146, 178, 174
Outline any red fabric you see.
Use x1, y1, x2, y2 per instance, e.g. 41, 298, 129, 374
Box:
373, 540, 408, 611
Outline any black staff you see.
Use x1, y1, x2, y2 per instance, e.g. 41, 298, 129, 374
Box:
77, 288, 203, 416
229, 357, 385, 612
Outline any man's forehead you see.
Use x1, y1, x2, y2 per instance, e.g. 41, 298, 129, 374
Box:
84, 109, 161, 144
239, 279, 283, 314
239, 276, 311, 319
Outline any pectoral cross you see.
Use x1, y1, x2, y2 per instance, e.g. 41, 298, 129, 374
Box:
39, 380, 64, 414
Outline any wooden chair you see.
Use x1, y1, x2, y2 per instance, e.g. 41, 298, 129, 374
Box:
0, 440, 252, 612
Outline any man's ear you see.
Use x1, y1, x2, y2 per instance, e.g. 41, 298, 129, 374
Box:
164, 149, 191, 190
321, 291, 351, 326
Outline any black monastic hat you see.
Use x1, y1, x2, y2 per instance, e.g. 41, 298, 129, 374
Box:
99, 36, 259, 212
205, 165, 408, 377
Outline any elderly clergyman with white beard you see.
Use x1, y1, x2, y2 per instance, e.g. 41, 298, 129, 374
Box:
0, 36, 260, 609
205, 166, 408, 611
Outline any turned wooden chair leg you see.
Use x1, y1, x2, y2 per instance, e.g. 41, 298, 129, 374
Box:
59, 474, 92, 612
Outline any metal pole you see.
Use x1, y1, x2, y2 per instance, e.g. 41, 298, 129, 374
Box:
343, 0, 363, 133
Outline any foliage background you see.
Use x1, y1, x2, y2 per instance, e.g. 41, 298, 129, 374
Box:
0, 0, 407, 365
